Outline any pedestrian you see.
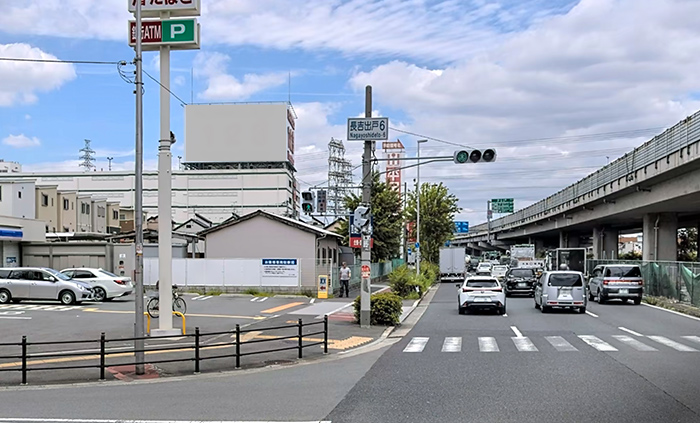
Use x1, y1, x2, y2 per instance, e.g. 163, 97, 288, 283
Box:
339, 262, 351, 298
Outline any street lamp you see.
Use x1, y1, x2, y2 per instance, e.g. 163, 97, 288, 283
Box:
107, 157, 113, 171
416, 139, 427, 276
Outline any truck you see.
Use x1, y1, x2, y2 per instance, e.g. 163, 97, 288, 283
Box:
509, 244, 536, 265
439, 247, 466, 283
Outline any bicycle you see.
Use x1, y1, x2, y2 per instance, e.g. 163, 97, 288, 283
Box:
147, 285, 187, 318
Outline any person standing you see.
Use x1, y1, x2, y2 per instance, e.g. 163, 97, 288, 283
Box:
339, 262, 351, 298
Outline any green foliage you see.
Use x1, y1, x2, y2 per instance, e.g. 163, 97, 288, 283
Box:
243, 288, 274, 297
420, 261, 439, 286
335, 172, 403, 261
405, 182, 460, 264
353, 292, 403, 325
619, 251, 642, 260
388, 263, 438, 298
678, 228, 698, 262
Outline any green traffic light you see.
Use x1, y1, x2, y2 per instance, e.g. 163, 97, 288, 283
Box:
456, 151, 468, 163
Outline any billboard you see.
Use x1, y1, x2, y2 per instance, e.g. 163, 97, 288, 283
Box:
185, 103, 294, 164
383, 139, 404, 199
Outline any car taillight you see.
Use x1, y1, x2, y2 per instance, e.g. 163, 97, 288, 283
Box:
462, 288, 470, 292
603, 279, 611, 285
114, 279, 126, 285
638, 280, 643, 285
492, 287, 502, 292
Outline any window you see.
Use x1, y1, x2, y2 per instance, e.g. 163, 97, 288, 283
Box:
81, 203, 86, 214
466, 279, 499, 288
119, 214, 126, 220
18, 191, 21, 199
63, 198, 69, 210
51, 198, 54, 207
113, 210, 118, 220
86, 204, 90, 215
71, 201, 74, 210
186, 224, 192, 228
0, 186, 3, 202
73, 270, 96, 279
605, 266, 642, 278
509, 269, 535, 278
41, 194, 48, 207
549, 274, 583, 287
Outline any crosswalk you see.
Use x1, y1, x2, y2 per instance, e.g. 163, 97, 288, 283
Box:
191, 295, 214, 301
403, 334, 700, 354
0, 304, 83, 312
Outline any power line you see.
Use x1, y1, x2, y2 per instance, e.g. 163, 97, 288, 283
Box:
390, 127, 477, 149
143, 69, 188, 107
0, 57, 126, 65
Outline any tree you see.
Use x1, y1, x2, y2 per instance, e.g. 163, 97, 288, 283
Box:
678, 228, 698, 262
334, 172, 403, 262
619, 251, 642, 260
405, 182, 460, 264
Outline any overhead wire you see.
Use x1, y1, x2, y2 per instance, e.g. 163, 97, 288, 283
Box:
0, 57, 126, 65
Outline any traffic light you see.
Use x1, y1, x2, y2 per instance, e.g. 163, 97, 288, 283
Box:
353, 205, 372, 235
453, 148, 497, 164
301, 191, 315, 214
316, 190, 327, 213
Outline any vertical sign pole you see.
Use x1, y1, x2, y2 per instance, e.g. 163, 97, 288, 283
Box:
157, 11, 175, 334
133, 0, 146, 375
487, 200, 492, 244
360, 86, 372, 328
416, 141, 422, 276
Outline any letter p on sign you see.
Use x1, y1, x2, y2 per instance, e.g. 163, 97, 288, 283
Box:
171, 24, 186, 39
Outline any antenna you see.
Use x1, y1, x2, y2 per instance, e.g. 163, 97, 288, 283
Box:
79, 139, 96, 172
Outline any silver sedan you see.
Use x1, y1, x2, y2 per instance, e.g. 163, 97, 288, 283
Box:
0, 267, 94, 305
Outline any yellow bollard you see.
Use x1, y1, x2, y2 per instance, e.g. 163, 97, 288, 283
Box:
143, 312, 151, 335
173, 311, 186, 335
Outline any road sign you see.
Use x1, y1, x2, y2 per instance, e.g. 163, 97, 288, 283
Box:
349, 215, 373, 249
491, 198, 514, 213
415, 242, 420, 249
317, 275, 329, 299
129, 19, 200, 51
454, 221, 469, 233
361, 265, 371, 279
445, 240, 451, 247
129, 0, 202, 18
347, 117, 389, 141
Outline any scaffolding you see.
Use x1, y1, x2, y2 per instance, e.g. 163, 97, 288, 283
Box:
327, 138, 354, 216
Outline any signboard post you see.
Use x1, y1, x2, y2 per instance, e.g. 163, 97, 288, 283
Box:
129, 19, 200, 50
317, 275, 329, 299
347, 117, 389, 141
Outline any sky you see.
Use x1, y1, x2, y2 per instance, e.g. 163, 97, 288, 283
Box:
2, 0, 700, 227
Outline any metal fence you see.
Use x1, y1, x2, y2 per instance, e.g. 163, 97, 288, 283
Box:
315, 259, 404, 295
0, 317, 328, 386
472, 111, 700, 233
587, 259, 700, 306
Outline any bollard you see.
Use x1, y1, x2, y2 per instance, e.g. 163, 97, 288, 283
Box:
194, 327, 200, 374
298, 318, 303, 359
235, 324, 241, 369
99, 332, 106, 381
21, 336, 27, 385
323, 315, 328, 354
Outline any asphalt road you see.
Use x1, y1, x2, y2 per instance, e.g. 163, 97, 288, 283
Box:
326, 282, 700, 423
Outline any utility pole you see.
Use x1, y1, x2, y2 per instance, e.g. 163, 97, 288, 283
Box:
416, 139, 427, 276
133, 0, 145, 375
487, 200, 492, 243
360, 86, 372, 329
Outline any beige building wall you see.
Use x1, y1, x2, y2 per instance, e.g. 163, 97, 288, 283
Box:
57, 191, 77, 232
77, 195, 92, 232
35, 185, 58, 232
107, 202, 120, 233
91, 198, 107, 233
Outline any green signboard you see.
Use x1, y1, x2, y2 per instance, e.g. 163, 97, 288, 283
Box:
491, 198, 514, 213
162, 19, 196, 43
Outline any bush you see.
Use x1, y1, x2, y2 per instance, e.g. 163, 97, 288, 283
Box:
420, 261, 439, 286
388, 265, 415, 297
353, 292, 403, 325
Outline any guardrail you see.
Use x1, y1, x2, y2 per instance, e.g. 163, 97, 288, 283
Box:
0, 317, 328, 385
144, 311, 186, 335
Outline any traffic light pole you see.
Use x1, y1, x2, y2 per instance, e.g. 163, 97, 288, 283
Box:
360, 86, 372, 329
487, 200, 492, 243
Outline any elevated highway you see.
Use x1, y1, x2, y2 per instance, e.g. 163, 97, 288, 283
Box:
454, 111, 700, 261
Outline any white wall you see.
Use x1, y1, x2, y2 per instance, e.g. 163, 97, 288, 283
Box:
185, 103, 288, 163
0, 181, 35, 219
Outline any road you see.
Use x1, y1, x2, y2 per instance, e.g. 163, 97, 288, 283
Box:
2, 282, 700, 422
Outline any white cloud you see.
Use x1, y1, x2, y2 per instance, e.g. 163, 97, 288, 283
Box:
0, 44, 77, 106
194, 52, 289, 101
2, 134, 41, 148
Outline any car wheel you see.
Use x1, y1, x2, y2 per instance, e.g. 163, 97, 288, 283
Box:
580, 306, 586, 314
597, 290, 606, 304
93, 287, 107, 302
588, 290, 595, 301
534, 300, 540, 310
0, 289, 11, 304
541, 304, 549, 313
633, 298, 642, 305
11, 299, 21, 304
59, 290, 76, 305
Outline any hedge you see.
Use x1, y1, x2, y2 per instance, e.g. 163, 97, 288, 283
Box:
353, 292, 403, 325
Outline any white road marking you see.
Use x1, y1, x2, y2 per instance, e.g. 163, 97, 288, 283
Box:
310, 298, 316, 303
502, 313, 508, 317
198, 295, 213, 301
510, 325, 524, 338
258, 297, 268, 302
618, 326, 644, 337
612, 335, 657, 351
545, 336, 578, 351
0, 316, 31, 320
681, 335, 700, 345
642, 302, 700, 322
512, 337, 538, 352
441, 337, 462, 352
647, 336, 698, 352
191, 295, 204, 301
478, 337, 499, 352
578, 335, 618, 351
318, 302, 353, 319
585, 311, 599, 318
404, 337, 429, 352
250, 297, 259, 302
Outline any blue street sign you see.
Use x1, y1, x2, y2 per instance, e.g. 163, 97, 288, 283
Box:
454, 221, 469, 233
445, 240, 451, 247
415, 242, 420, 249
408, 247, 412, 253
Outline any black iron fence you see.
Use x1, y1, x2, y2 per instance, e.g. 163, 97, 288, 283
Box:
0, 317, 328, 385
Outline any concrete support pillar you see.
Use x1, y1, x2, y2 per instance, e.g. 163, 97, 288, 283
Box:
559, 231, 567, 248
643, 213, 678, 261
592, 227, 619, 260
533, 238, 545, 257
559, 232, 581, 248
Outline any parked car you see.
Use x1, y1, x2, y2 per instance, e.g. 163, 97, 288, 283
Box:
503, 267, 537, 296
60, 268, 134, 302
475, 262, 493, 276
534, 271, 587, 313
457, 277, 506, 315
0, 267, 94, 305
588, 264, 643, 305
491, 265, 509, 281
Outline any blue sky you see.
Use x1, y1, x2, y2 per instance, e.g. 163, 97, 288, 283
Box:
2, 0, 700, 226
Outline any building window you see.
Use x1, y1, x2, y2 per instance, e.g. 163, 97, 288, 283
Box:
113, 210, 118, 220
18, 191, 21, 199
45, 225, 49, 233
51, 198, 54, 207
71, 201, 74, 210
63, 198, 69, 210
119, 214, 126, 220
41, 194, 48, 207
186, 224, 192, 228
0, 186, 2, 202
86, 204, 90, 215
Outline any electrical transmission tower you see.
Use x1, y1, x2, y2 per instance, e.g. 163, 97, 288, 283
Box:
79, 139, 96, 172
328, 138, 354, 216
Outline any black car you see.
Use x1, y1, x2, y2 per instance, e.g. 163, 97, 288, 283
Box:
503, 268, 537, 297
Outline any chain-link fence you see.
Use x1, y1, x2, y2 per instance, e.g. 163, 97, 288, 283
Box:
587, 259, 700, 306
314, 259, 404, 296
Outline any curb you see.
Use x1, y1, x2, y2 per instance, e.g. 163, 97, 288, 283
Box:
386, 283, 439, 338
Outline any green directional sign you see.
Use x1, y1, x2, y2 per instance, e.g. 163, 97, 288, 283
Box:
491, 198, 514, 213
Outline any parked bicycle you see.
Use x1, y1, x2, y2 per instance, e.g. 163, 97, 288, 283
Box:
147, 284, 187, 318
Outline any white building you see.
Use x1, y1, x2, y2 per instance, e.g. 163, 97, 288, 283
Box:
0, 180, 46, 267
0, 180, 36, 219
0, 160, 21, 173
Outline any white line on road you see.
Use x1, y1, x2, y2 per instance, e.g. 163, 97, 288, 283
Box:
618, 327, 644, 337
0, 316, 31, 320
318, 302, 353, 319
404, 337, 429, 352
502, 313, 508, 317
510, 325, 524, 338
478, 337, 499, 352
512, 337, 538, 352
545, 336, 578, 351
310, 298, 316, 303
198, 295, 213, 301
585, 311, 599, 318
191, 295, 203, 301
612, 335, 657, 351
647, 336, 698, 352
250, 297, 259, 302
441, 337, 462, 352
578, 335, 618, 351
681, 336, 700, 345
258, 297, 268, 302
642, 302, 700, 322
